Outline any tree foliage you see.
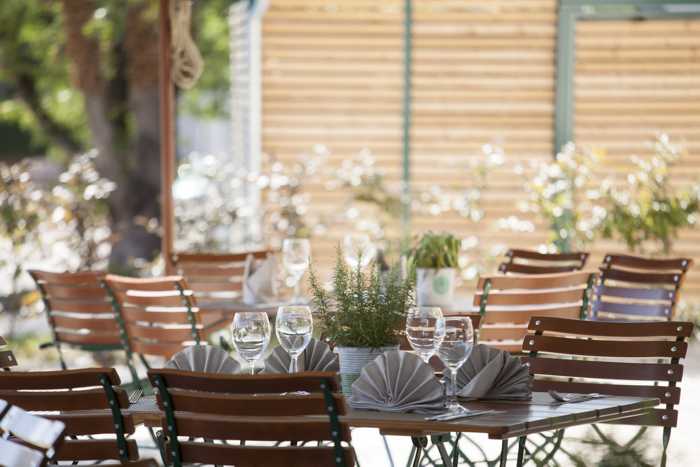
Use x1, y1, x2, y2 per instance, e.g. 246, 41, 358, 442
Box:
0, 0, 233, 269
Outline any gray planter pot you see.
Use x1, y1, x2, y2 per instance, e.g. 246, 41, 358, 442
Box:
335, 345, 398, 396
416, 268, 456, 307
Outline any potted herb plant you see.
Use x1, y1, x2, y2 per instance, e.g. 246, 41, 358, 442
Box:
410, 232, 460, 306
309, 249, 414, 395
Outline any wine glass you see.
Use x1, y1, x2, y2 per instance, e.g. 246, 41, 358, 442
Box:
437, 316, 474, 413
231, 311, 271, 375
276, 305, 314, 373
282, 238, 311, 303
405, 307, 446, 364
343, 233, 376, 269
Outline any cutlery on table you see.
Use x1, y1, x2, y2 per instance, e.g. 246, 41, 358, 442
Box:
548, 390, 603, 403
128, 388, 143, 404
425, 409, 499, 422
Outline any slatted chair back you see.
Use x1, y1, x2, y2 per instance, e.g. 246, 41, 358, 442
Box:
0, 400, 65, 466
474, 271, 597, 352
498, 249, 589, 275
0, 368, 137, 463
148, 369, 355, 467
0, 335, 17, 371
523, 317, 693, 464
592, 254, 693, 321
103, 275, 215, 365
28, 270, 120, 369
171, 250, 273, 305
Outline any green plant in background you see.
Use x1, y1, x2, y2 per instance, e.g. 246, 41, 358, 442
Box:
308, 249, 414, 348
417, 144, 507, 281
599, 134, 699, 255
51, 150, 115, 269
521, 143, 605, 253
409, 232, 461, 269
0, 160, 49, 336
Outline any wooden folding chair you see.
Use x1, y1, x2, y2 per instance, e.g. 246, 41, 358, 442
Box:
0, 335, 17, 371
148, 369, 355, 467
498, 249, 589, 275
0, 399, 66, 467
171, 249, 273, 306
474, 271, 597, 352
592, 254, 693, 321
28, 270, 123, 370
103, 275, 226, 383
0, 368, 139, 464
522, 317, 693, 467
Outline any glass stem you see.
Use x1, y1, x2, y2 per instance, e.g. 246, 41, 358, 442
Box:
449, 369, 458, 409
289, 354, 298, 373
250, 360, 256, 375
293, 279, 301, 302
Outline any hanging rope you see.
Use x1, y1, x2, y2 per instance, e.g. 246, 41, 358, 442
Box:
170, 0, 204, 89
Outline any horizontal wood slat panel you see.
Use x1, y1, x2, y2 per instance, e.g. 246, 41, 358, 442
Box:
255, 1, 700, 306
523, 335, 687, 358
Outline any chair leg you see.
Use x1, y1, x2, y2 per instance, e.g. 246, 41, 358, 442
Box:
381, 435, 395, 467
151, 428, 168, 466
661, 427, 672, 467
499, 439, 509, 467
431, 434, 453, 467
410, 437, 428, 467
516, 436, 526, 466
451, 432, 462, 467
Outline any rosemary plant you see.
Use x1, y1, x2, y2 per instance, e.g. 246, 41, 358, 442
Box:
309, 249, 414, 348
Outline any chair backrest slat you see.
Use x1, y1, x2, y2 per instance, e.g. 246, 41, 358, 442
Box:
29, 270, 121, 354
104, 275, 205, 360
171, 250, 274, 302
0, 369, 137, 463
148, 369, 354, 467
524, 316, 692, 429
593, 254, 692, 321
498, 249, 589, 275
474, 271, 597, 352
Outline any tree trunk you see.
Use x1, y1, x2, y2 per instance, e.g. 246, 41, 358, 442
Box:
61, 0, 162, 272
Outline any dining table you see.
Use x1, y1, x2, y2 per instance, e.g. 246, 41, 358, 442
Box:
126, 391, 658, 467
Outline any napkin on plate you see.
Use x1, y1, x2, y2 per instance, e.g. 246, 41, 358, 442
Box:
349, 350, 444, 414
264, 338, 339, 373
457, 344, 531, 400
242, 254, 278, 305
165, 345, 241, 374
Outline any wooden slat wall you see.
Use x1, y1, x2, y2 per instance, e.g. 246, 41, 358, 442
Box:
574, 18, 700, 303
410, 0, 553, 266
261, 0, 404, 262
260, 1, 699, 302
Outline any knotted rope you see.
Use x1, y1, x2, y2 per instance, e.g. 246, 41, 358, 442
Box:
170, 0, 204, 89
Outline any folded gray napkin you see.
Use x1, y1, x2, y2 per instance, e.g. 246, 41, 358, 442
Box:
349, 350, 444, 414
243, 254, 278, 305
264, 338, 339, 373
457, 344, 531, 400
165, 345, 241, 374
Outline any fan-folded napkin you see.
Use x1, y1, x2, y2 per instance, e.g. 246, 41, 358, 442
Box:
457, 344, 531, 400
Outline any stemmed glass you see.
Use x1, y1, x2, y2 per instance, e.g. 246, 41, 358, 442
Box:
405, 307, 446, 364
343, 233, 376, 269
231, 312, 271, 375
276, 305, 314, 373
282, 238, 311, 303
437, 316, 474, 414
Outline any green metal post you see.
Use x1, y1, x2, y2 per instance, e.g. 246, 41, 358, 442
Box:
401, 0, 413, 246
